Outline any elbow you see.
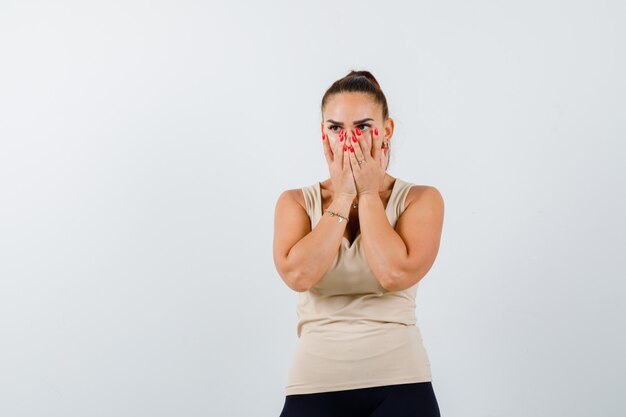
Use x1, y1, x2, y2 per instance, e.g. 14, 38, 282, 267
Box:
275, 253, 311, 292
291, 273, 311, 292
382, 269, 422, 292
381, 273, 400, 292
284, 270, 311, 293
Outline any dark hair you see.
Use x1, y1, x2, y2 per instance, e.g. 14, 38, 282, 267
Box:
320, 70, 389, 120
321, 70, 391, 166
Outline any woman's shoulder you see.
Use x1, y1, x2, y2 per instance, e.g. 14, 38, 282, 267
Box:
403, 182, 444, 209
276, 183, 314, 212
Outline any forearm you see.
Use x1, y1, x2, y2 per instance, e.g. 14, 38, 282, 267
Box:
358, 193, 407, 290
287, 195, 354, 291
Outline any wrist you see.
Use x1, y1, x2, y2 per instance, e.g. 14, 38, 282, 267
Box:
335, 192, 357, 201
333, 194, 356, 206
358, 192, 382, 202
329, 196, 353, 219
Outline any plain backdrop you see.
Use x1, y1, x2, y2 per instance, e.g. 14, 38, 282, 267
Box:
1, 1, 624, 416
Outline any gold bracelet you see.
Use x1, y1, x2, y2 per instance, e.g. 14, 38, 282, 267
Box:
324, 209, 349, 223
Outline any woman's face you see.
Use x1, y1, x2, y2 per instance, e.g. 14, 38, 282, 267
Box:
321, 92, 390, 154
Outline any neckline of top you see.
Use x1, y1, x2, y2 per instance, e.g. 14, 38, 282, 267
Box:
316, 178, 401, 250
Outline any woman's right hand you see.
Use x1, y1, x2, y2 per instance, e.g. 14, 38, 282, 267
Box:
322, 128, 357, 199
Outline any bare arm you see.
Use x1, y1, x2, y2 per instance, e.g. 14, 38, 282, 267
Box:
273, 190, 353, 292
359, 186, 444, 292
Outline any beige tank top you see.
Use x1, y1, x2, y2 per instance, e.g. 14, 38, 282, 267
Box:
284, 177, 433, 395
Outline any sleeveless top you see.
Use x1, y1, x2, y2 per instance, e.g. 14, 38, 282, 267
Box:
284, 177, 433, 395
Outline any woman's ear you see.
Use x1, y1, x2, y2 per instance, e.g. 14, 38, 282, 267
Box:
384, 117, 394, 140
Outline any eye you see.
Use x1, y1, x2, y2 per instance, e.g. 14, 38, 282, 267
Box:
328, 125, 341, 132
357, 124, 371, 131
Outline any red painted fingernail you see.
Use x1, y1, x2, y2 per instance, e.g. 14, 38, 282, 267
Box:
322, 133, 325, 140
356, 127, 361, 135
352, 135, 357, 143
350, 146, 354, 152
344, 145, 348, 151
374, 128, 379, 136
340, 136, 344, 142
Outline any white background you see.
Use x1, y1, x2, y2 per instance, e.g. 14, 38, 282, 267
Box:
1, 1, 624, 416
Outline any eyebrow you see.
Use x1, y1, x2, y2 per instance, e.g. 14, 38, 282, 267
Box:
326, 118, 374, 125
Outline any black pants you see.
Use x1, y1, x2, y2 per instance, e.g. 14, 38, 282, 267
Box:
279, 381, 441, 417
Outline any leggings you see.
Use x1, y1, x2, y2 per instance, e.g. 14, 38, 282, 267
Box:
279, 381, 440, 417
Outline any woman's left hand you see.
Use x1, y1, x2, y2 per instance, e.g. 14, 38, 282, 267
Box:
347, 127, 387, 196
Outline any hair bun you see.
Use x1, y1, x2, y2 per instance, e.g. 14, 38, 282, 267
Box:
347, 70, 382, 90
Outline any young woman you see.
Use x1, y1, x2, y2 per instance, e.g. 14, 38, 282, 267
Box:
273, 70, 444, 417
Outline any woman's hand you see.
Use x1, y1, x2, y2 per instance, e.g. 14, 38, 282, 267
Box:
347, 127, 387, 196
322, 129, 357, 199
